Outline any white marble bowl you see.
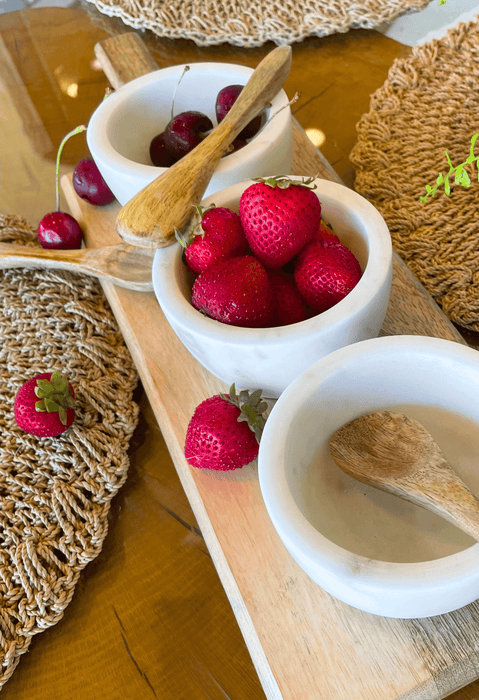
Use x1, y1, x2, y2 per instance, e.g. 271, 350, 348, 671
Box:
258, 335, 479, 619
152, 177, 393, 397
86, 63, 293, 206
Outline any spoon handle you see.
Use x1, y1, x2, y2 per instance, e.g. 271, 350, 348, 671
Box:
0, 242, 154, 291
115, 45, 293, 249
400, 466, 479, 542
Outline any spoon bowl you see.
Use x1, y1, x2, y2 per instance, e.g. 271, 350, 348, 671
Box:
329, 410, 479, 541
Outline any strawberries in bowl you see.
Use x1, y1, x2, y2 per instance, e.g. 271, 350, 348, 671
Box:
152, 177, 393, 397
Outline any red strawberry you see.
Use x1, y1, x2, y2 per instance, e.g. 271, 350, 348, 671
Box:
184, 384, 267, 471
238, 175, 322, 269
14, 371, 75, 437
312, 219, 340, 244
294, 240, 362, 313
268, 270, 307, 327
177, 205, 248, 274
191, 255, 273, 328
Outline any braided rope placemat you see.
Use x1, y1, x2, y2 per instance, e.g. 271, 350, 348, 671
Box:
83, 0, 431, 47
0, 214, 139, 687
349, 16, 479, 333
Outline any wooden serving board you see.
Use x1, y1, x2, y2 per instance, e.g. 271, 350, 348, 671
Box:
62, 33, 479, 700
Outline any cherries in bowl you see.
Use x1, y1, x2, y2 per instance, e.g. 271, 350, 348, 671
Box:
86, 62, 293, 206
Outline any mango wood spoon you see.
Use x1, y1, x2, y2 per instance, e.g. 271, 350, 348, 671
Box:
329, 410, 479, 541
115, 44, 292, 248
0, 242, 154, 291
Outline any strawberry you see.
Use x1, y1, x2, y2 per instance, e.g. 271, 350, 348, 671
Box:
238, 175, 322, 269
268, 270, 307, 327
176, 205, 247, 274
184, 384, 267, 471
14, 370, 75, 437
191, 255, 273, 328
313, 219, 340, 244
294, 239, 362, 313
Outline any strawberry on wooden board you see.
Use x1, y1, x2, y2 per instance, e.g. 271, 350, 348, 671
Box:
294, 239, 362, 313
176, 205, 248, 274
191, 255, 273, 328
268, 270, 307, 327
238, 175, 322, 269
14, 371, 75, 438
184, 384, 267, 471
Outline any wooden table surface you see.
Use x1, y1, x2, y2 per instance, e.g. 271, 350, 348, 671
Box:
1, 6, 479, 699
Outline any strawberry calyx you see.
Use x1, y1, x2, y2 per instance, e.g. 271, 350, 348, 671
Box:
251, 174, 319, 190
175, 203, 216, 248
220, 383, 267, 443
34, 370, 74, 426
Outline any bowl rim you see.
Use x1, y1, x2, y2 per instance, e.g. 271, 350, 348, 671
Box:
86, 62, 291, 178
258, 334, 479, 589
152, 177, 393, 340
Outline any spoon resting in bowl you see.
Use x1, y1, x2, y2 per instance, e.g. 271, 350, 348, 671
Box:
115, 44, 292, 249
329, 410, 479, 541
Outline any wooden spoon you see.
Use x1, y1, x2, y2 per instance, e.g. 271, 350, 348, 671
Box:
329, 410, 479, 541
115, 44, 292, 249
0, 242, 153, 291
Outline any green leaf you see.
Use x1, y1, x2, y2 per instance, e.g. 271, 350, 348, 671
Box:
58, 406, 67, 426
444, 176, 451, 196
459, 169, 471, 187
35, 400, 46, 412
36, 379, 53, 394
45, 398, 60, 412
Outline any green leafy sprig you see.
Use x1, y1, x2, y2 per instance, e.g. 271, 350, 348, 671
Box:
35, 371, 74, 426
420, 132, 479, 204
220, 383, 268, 443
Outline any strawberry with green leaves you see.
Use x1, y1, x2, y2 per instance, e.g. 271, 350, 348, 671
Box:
184, 384, 267, 471
176, 204, 247, 274
14, 371, 75, 437
238, 175, 322, 269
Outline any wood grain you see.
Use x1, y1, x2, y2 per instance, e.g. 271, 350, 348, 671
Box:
58, 33, 479, 700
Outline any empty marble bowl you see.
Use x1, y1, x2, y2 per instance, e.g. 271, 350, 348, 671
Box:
86, 62, 293, 206
258, 335, 479, 618
152, 177, 393, 397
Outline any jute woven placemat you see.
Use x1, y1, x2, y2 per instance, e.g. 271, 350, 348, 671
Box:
349, 16, 479, 333
0, 214, 139, 687
83, 0, 431, 47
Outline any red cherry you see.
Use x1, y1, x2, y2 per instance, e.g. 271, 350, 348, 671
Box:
164, 111, 213, 158
37, 212, 83, 249
216, 85, 262, 140
149, 132, 180, 167
72, 158, 115, 205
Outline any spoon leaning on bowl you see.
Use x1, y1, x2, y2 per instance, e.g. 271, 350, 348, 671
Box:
0, 242, 154, 291
329, 410, 479, 541
115, 44, 293, 248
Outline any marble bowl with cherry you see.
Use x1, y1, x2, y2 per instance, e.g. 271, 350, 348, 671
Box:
86, 62, 293, 206
152, 177, 393, 397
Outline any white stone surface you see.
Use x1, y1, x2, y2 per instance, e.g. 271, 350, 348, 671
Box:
376, 0, 479, 46
258, 336, 479, 619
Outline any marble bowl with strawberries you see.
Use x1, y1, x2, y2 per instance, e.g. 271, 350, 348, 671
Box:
86, 63, 293, 206
152, 177, 393, 397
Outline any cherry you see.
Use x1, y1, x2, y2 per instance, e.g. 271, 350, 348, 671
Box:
37, 125, 85, 250
216, 85, 263, 140
164, 111, 214, 158
149, 132, 179, 167
37, 212, 83, 249
72, 158, 115, 205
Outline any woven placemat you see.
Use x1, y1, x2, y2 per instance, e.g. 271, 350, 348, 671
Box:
83, 0, 431, 47
349, 15, 479, 332
0, 214, 139, 687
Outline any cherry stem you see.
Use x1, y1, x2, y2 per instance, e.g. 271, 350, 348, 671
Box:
55, 124, 87, 212
171, 65, 190, 121
270, 91, 301, 121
